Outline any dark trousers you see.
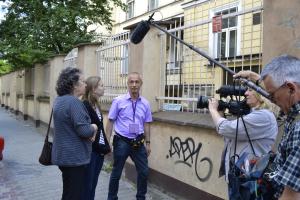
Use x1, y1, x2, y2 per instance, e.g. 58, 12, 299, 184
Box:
107, 135, 149, 200
84, 152, 104, 200
59, 165, 87, 200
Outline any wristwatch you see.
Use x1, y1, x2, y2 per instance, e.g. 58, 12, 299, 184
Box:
146, 141, 150, 144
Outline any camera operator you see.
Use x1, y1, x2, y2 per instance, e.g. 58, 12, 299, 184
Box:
208, 88, 278, 197
234, 55, 300, 200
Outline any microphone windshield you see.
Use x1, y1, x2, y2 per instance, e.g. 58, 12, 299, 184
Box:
130, 20, 150, 44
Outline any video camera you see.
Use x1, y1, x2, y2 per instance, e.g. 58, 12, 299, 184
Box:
197, 85, 251, 116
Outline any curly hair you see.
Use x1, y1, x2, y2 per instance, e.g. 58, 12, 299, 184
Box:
56, 67, 82, 96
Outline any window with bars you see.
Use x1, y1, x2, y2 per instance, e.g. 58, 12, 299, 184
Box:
127, 0, 134, 19
166, 17, 184, 72
214, 7, 238, 58
223, 65, 260, 85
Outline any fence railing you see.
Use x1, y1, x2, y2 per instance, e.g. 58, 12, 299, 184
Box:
157, 0, 263, 113
64, 48, 78, 68
96, 32, 130, 103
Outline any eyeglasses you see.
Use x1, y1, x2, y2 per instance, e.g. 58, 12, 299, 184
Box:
268, 82, 287, 102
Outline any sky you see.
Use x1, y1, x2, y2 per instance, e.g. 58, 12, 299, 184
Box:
0, 2, 8, 21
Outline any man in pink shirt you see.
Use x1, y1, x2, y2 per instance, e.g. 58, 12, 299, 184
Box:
106, 72, 152, 200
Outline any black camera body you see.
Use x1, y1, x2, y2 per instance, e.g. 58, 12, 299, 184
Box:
197, 85, 250, 116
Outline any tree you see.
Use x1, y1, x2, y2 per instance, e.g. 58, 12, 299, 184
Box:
0, 59, 12, 75
0, 0, 126, 70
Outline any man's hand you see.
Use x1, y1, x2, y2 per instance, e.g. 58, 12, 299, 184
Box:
233, 70, 261, 82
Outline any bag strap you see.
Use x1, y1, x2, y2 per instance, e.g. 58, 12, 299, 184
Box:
232, 111, 257, 169
45, 109, 53, 142
240, 117, 257, 156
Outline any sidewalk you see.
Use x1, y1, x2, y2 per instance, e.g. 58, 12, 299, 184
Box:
0, 107, 176, 200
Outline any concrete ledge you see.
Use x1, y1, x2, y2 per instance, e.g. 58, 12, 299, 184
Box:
152, 111, 215, 130
102, 102, 216, 130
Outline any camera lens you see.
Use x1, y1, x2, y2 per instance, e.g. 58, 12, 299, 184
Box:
197, 96, 209, 109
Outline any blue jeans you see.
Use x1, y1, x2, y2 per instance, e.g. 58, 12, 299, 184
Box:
107, 135, 149, 200
84, 152, 104, 200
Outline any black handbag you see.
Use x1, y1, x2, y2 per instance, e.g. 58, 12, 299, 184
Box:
39, 110, 53, 166
228, 116, 277, 200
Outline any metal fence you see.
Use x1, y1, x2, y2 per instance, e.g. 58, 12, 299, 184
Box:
157, 0, 263, 113
64, 48, 78, 68
96, 32, 130, 103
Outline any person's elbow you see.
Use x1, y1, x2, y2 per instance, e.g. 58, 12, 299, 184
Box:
76, 124, 94, 138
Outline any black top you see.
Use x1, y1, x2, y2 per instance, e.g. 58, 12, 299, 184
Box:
83, 100, 110, 155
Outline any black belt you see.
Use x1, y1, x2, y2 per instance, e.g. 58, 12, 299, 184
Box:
115, 132, 144, 142
115, 132, 145, 148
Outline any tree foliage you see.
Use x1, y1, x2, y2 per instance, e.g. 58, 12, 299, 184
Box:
0, 59, 12, 75
0, 0, 126, 70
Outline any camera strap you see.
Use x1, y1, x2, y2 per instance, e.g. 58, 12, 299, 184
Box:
233, 115, 256, 157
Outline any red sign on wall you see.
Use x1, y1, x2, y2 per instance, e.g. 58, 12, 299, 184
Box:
213, 15, 222, 33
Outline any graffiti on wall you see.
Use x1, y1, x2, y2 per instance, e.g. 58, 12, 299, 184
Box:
166, 136, 213, 182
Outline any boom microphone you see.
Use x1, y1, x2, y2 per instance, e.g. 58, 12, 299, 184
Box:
130, 13, 155, 44
129, 13, 270, 98
130, 21, 150, 44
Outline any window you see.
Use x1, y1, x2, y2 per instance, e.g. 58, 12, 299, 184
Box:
214, 7, 238, 58
166, 17, 184, 73
127, 0, 134, 19
252, 12, 261, 25
149, 0, 158, 11
167, 31, 184, 70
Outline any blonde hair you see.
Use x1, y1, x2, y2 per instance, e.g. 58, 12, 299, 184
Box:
82, 76, 101, 110
253, 90, 269, 110
253, 90, 280, 116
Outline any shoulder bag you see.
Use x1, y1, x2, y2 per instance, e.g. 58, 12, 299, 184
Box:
38, 110, 53, 166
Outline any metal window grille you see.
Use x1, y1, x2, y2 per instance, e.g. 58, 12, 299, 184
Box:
158, 0, 263, 113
